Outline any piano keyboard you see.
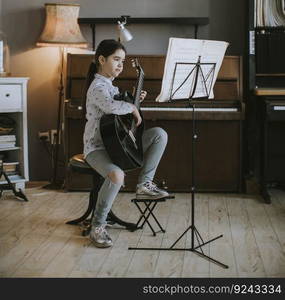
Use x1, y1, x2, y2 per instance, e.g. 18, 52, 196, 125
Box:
273, 106, 285, 111
141, 107, 238, 112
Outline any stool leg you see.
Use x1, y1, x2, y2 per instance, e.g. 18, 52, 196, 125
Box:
80, 174, 104, 236
134, 200, 166, 236
138, 202, 157, 228
66, 173, 103, 226
134, 201, 157, 236
66, 171, 137, 233
81, 190, 98, 236
135, 204, 151, 227
144, 202, 166, 233
66, 189, 95, 225
107, 210, 137, 231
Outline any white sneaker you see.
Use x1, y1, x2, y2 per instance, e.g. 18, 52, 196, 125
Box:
136, 181, 169, 199
90, 225, 113, 248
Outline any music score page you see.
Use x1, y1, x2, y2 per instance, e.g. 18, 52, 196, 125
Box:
156, 38, 229, 102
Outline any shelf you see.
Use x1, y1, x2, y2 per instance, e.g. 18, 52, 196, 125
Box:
256, 74, 285, 77
78, 17, 209, 25
255, 26, 285, 30
78, 16, 209, 50
255, 88, 285, 96
1, 109, 23, 113
0, 77, 29, 190
0, 147, 20, 152
0, 174, 25, 185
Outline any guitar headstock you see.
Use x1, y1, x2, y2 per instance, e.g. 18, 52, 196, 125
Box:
131, 58, 144, 76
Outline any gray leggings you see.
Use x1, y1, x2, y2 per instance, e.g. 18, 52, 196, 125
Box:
85, 127, 168, 226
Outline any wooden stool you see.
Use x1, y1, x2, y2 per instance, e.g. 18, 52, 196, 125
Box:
66, 154, 137, 236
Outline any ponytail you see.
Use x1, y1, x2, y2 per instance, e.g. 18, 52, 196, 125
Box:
82, 61, 97, 117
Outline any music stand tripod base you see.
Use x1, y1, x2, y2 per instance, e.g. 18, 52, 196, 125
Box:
128, 227, 228, 269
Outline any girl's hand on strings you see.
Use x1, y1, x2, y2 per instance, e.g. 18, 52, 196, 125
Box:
139, 90, 147, 102
132, 105, 142, 126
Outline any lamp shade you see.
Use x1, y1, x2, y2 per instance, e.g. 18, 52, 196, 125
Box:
37, 3, 87, 48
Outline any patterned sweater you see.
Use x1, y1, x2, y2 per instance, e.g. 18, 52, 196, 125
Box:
83, 73, 134, 157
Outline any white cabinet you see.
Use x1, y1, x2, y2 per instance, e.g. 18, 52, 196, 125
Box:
0, 77, 29, 190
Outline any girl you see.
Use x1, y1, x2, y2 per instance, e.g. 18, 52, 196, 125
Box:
83, 39, 168, 248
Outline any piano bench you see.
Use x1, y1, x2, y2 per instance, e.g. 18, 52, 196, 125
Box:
131, 195, 175, 236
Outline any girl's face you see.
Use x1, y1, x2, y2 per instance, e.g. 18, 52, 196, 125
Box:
98, 49, 126, 78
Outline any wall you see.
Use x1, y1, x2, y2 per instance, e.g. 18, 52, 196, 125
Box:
79, 0, 210, 54
0, 0, 2, 25
209, 0, 246, 55
1, 0, 245, 181
0, 0, 2, 29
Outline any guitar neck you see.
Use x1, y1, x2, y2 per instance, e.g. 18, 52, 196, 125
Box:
130, 74, 144, 132
130, 58, 144, 132
133, 74, 144, 108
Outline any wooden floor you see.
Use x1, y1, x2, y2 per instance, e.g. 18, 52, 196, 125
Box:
0, 185, 285, 278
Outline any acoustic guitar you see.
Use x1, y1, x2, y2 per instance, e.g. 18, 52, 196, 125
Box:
100, 58, 145, 171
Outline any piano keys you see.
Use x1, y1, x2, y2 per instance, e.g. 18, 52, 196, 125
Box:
140, 100, 243, 121
263, 99, 285, 121
141, 107, 238, 112
273, 106, 285, 110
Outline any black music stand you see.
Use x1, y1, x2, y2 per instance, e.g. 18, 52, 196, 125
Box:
129, 56, 228, 269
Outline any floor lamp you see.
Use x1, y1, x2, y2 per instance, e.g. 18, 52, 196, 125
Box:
37, 3, 87, 189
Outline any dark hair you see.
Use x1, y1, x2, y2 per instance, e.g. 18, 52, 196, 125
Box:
82, 40, 126, 117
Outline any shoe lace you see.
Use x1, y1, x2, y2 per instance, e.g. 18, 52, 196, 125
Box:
144, 181, 158, 191
94, 225, 107, 235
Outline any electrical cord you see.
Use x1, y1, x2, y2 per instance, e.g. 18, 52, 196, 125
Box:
39, 138, 65, 167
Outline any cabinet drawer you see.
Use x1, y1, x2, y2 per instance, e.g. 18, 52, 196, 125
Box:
0, 85, 22, 111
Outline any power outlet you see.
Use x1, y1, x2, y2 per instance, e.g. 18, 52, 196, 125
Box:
38, 131, 50, 142
50, 129, 61, 145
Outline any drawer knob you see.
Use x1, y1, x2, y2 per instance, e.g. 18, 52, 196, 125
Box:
5, 93, 10, 97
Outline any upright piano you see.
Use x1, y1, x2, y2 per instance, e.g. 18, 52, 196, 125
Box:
254, 89, 285, 203
64, 55, 245, 192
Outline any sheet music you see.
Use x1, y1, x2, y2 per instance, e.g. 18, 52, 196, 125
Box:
156, 38, 229, 102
